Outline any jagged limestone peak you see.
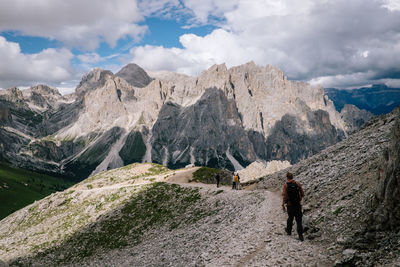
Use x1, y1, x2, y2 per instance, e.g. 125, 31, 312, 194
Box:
75, 68, 114, 96
29, 84, 61, 97
116, 63, 153, 88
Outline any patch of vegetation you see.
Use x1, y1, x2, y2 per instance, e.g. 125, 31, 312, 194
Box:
19, 183, 216, 265
315, 215, 325, 225
147, 163, 169, 175
333, 206, 344, 216
215, 189, 224, 195
192, 167, 232, 185
0, 162, 73, 220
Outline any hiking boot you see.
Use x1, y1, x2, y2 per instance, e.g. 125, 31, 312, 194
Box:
285, 228, 291, 235
299, 234, 304, 241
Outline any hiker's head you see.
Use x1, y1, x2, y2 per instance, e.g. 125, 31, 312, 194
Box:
286, 172, 293, 180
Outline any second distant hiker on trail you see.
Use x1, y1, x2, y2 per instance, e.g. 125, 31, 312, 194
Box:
215, 173, 221, 188
282, 172, 305, 241
232, 173, 240, 190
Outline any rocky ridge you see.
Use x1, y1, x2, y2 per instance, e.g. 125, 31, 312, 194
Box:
257, 107, 400, 266
340, 104, 374, 133
1, 62, 355, 181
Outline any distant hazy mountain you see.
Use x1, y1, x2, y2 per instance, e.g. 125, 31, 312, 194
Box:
1, 62, 357, 181
325, 84, 400, 115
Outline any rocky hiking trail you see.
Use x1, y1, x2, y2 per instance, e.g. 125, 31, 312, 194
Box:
158, 169, 335, 266
1, 164, 335, 266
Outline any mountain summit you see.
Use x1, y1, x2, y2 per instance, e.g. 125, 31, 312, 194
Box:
115, 63, 153, 88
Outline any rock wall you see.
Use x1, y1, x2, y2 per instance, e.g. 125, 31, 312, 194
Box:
340, 104, 374, 133
151, 88, 255, 170
0, 62, 356, 180
370, 108, 400, 231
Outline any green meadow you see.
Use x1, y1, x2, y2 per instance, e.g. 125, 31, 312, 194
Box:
0, 162, 73, 220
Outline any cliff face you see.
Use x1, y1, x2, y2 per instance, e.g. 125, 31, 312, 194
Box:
0, 62, 352, 180
340, 104, 374, 133
151, 88, 256, 170
370, 110, 400, 231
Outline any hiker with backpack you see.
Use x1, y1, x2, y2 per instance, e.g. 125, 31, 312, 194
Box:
215, 173, 221, 188
232, 173, 240, 190
232, 173, 237, 190
282, 172, 305, 241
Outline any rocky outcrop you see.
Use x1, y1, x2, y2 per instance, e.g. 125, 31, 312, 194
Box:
265, 104, 345, 164
75, 68, 114, 97
151, 88, 254, 170
116, 63, 153, 88
340, 104, 374, 133
370, 109, 400, 231
24, 84, 64, 110
0, 106, 11, 126
257, 108, 399, 266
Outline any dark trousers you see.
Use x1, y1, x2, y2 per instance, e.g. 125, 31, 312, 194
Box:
287, 204, 303, 235
216, 180, 220, 188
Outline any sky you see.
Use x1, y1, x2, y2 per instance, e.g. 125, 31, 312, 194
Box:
0, 0, 400, 94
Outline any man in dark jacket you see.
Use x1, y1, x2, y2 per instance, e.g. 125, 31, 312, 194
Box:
282, 172, 305, 241
215, 173, 221, 188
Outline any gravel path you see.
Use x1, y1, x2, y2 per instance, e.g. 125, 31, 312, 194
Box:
79, 169, 335, 266
179, 183, 334, 266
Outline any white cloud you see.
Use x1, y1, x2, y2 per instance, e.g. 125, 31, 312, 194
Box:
382, 0, 400, 11
0, 36, 73, 89
128, 0, 400, 88
130, 29, 263, 75
77, 53, 104, 64
0, 0, 147, 50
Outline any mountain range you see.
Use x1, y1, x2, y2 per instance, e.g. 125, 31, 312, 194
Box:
1, 105, 398, 266
325, 84, 400, 115
0, 62, 386, 181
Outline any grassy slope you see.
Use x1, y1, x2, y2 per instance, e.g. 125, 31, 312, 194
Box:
192, 167, 232, 185
12, 181, 217, 266
0, 162, 73, 220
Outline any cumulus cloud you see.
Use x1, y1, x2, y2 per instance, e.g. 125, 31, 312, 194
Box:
130, 0, 400, 88
0, 37, 73, 89
0, 0, 147, 50
130, 29, 262, 75
77, 53, 104, 64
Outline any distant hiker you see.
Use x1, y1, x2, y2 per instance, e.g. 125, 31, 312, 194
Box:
282, 172, 305, 241
216, 173, 221, 188
232, 173, 239, 190
236, 173, 241, 190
